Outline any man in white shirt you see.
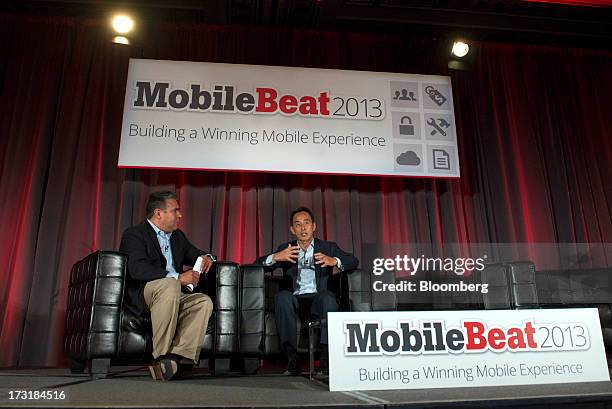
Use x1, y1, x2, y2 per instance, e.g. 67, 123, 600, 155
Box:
120, 191, 215, 381
256, 207, 358, 376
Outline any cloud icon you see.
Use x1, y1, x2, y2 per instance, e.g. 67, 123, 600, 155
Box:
396, 150, 421, 166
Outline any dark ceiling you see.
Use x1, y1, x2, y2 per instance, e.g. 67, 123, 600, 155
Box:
2, 0, 612, 48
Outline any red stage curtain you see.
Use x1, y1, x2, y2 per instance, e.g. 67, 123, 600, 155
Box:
0, 14, 610, 366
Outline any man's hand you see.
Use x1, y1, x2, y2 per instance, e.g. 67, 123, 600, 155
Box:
179, 270, 200, 287
201, 255, 214, 273
272, 244, 300, 263
315, 252, 338, 268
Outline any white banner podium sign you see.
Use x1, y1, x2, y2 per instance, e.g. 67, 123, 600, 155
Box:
118, 59, 460, 178
328, 308, 609, 391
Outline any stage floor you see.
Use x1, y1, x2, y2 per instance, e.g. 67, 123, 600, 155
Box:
1, 366, 612, 408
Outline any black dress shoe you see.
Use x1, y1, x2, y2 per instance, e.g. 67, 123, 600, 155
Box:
313, 368, 329, 381
174, 367, 194, 380
283, 355, 301, 376
174, 361, 195, 380
314, 348, 329, 381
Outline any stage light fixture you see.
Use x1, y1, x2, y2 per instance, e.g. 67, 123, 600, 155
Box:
112, 36, 130, 45
451, 41, 470, 58
111, 14, 134, 34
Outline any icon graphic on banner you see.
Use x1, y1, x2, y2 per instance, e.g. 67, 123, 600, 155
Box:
427, 118, 450, 137
396, 150, 421, 166
438, 118, 451, 128
424, 86, 447, 106
432, 149, 451, 170
399, 116, 415, 136
393, 89, 416, 101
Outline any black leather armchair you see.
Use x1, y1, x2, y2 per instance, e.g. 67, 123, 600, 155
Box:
478, 261, 539, 310
536, 267, 612, 350
64, 251, 265, 377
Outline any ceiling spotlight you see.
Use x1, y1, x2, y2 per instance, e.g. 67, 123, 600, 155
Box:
451, 41, 469, 58
111, 14, 134, 34
112, 36, 130, 45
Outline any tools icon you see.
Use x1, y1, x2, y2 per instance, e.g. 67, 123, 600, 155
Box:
427, 118, 451, 137
438, 118, 451, 128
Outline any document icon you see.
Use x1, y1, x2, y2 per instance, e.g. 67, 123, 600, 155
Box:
432, 149, 451, 170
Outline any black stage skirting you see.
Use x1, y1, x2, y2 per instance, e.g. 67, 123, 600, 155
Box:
1, 366, 612, 408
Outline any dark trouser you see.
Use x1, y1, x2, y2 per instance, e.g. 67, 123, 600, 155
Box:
274, 290, 338, 351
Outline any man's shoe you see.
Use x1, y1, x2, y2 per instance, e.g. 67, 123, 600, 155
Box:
319, 345, 329, 371
313, 367, 329, 381
283, 355, 301, 376
174, 362, 195, 380
283, 367, 301, 376
149, 357, 179, 381
314, 347, 329, 381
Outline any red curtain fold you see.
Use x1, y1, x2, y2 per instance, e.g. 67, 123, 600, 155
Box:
0, 14, 610, 366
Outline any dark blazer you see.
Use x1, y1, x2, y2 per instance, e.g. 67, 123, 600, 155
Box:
256, 238, 358, 294
119, 221, 212, 316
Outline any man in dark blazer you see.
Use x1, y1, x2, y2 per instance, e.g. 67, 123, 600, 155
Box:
256, 206, 358, 376
119, 191, 215, 381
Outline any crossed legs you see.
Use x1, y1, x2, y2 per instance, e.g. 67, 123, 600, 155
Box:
143, 277, 213, 375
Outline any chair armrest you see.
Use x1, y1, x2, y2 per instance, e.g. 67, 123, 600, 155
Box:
507, 261, 538, 309
344, 268, 397, 312
239, 264, 265, 355
213, 262, 240, 355
64, 251, 126, 360
480, 263, 511, 309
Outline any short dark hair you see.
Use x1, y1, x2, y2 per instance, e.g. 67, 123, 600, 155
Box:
146, 191, 178, 219
290, 206, 315, 225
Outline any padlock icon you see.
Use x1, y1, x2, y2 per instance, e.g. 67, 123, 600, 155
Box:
399, 116, 414, 136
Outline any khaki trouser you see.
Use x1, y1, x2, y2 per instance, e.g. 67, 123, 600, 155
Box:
143, 277, 213, 363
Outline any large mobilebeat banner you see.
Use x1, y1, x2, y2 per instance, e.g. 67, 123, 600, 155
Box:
328, 308, 609, 391
118, 59, 460, 177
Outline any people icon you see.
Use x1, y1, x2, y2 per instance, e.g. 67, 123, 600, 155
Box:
393, 89, 416, 101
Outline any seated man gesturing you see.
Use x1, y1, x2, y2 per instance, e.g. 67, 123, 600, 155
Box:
257, 206, 358, 376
